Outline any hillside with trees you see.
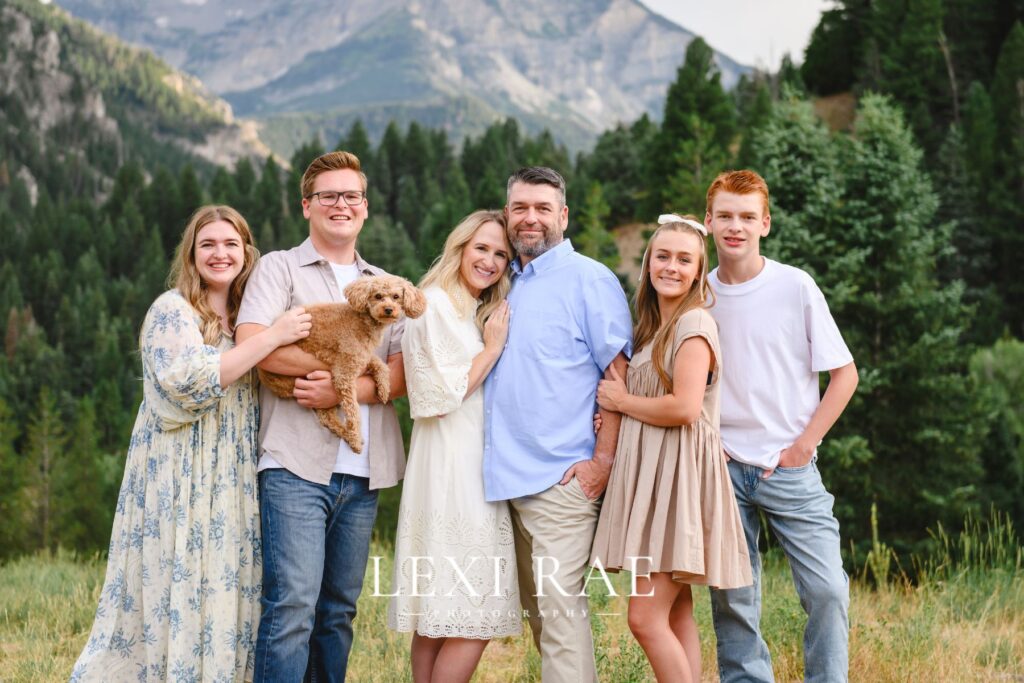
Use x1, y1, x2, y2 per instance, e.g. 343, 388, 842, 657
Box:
0, 0, 1022, 568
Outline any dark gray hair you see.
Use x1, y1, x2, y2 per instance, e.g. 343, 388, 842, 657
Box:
506, 166, 566, 207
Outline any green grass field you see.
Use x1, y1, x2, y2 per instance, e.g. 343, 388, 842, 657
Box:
2, 515, 1021, 682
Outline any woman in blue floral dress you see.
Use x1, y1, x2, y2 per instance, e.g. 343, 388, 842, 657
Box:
71, 206, 311, 683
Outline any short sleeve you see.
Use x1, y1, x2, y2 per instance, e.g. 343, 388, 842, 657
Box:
141, 292, 225, 427
801, 278, 853, 372
387, 316, 405, 357
673, 308, 721, 384
236, 253, 291, 328
580, 273, 633, 370
401, 293, 475, 419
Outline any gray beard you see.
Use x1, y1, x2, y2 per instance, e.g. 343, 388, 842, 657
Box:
512, 234, 559, 258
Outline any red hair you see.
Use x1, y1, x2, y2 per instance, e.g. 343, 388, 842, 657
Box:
706, 170, 770, 216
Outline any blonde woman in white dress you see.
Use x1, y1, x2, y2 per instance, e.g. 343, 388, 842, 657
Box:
388, 209, 522, 683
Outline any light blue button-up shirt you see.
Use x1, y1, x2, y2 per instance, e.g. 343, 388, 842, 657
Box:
483, 239, 633, 501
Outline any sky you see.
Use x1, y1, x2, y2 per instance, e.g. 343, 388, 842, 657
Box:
639, 0, 832, 70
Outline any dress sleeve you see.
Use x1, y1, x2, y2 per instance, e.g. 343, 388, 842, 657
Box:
141, 292, 225, 426
401, 293, 474, 419
673, 308, 721, 385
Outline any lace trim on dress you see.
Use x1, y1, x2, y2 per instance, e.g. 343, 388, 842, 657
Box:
388, 510, 522, 639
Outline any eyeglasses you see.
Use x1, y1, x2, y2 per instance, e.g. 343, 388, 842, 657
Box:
307, 190, 366, 207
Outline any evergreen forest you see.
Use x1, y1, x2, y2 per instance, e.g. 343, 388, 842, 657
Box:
1, 0, 1022, 572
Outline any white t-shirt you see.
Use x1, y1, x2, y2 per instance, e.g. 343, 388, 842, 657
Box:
258, 262, 371, 478
708, 258, 853, 470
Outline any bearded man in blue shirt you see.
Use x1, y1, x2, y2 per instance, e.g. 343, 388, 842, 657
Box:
483, 166, 632, 683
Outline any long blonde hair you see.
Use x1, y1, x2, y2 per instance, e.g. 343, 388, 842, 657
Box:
633, 216, 714, 392
168, 205, 259, 344
419, 210, 513, 331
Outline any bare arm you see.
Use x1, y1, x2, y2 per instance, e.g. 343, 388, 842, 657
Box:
235, 322, 328, 376
770, 361, 859, 472
295, 352, 406, 409
560, 352, 629, 499
220, 310, 311, 386
598, 337, 712, 428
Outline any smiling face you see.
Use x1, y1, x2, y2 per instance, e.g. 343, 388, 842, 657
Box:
505, 181, 568, 264
648, 229, 704, 305
706, 190, 771, 266
194, 219, 245, 291
459, 220, 511, 298
302, 168, 368, 250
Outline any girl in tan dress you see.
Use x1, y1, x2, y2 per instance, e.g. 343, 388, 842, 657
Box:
591, 214, 752, 683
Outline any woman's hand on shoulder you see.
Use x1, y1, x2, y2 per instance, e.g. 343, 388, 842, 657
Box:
269, 307, 312, 346
596, 364, 629, 412
483, 300, 510, 354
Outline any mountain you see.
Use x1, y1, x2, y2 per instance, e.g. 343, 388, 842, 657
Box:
52, 0, 748, 154
0, 0, 267, 204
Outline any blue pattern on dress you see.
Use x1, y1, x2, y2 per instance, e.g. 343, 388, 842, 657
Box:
70, 290, 261, 682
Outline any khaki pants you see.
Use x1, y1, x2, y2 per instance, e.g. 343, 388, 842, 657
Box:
510, 478, 601, 683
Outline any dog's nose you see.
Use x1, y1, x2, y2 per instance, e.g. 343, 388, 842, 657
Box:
384, 307, 394, 316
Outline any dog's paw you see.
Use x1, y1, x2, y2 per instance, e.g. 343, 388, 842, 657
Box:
346, 434, 364, 454
375, 379, 390, 404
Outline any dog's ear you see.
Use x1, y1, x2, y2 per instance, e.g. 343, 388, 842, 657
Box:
344, 278, 376, 311
401, 280, 427, 319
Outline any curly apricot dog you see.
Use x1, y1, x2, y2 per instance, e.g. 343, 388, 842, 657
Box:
259, 275, 427, 453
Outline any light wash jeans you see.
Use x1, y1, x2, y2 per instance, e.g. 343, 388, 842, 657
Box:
254, 469, 379, 683
711, 458, 849, 683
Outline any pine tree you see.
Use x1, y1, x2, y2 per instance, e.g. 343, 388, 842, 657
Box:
577, 116, 654, 225
645, 37, 736, 215
253, 157, 285, 240
735, 75, 774, 166
969, 338, 1024, 530
338, 119, 374, 170
209, 167, 238, 204
835, 94, 984, 549
143, 166, 182, 254
357, 216, 422, 280
776, 54, 806, 95
231, 157, 257, 220
573, 182, 619, 271
801, 5, 864, 96
54, 397, 117, 551
26, 387, 67, 551
863, 0, 951, 152
934, 123, 1003, 343
178, 164, 204, 218
0, 398, 29, 559
989, 22, 1024, 335
746, 94, 854, 287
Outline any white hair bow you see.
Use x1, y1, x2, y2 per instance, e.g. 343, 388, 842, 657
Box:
658, 213, 707, 236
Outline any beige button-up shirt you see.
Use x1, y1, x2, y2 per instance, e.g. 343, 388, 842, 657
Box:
237, 238, 406, 488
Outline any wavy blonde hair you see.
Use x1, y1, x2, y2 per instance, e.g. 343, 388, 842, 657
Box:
419, 210, 513, 331
633, 216, 715, 392
168, 205, 259, 344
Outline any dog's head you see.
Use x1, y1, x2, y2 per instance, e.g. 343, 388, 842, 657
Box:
344, 275, 427, 324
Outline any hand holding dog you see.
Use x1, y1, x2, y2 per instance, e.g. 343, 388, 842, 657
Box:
268, 307, 312, 346
294, 370, 339, 409
483, 301, 510, 354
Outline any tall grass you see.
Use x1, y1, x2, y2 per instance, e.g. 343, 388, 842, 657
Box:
1, 512, 1021, 682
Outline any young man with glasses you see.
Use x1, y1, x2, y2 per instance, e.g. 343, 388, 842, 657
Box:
236, 151, 408, 682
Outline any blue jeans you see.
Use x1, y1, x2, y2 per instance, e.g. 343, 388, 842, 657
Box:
254, 469, 379, 683
710, 458, 849, 683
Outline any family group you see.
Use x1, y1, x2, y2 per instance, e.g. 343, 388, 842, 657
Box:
70, 151, 858, 683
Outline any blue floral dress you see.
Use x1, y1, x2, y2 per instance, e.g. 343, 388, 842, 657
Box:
71, 290, 262, 683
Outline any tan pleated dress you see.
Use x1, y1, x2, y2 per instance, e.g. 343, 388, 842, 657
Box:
591, 308, 753, 589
